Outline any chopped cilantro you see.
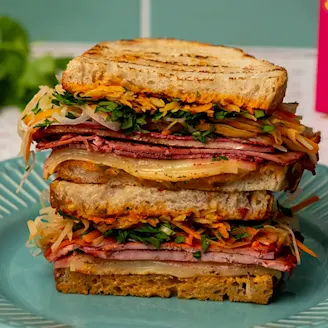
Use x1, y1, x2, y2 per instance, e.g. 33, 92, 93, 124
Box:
136, 115, 147, 125
51, 99, 60, 106
192, 130, 214, 143
32, 104, 41, 115
277, 201, 293, 217
196, 91, 200, 98
193, 251, 201, 260
120, 116, 133, 129
116, 230, 129, 244
212, 155, 229, 161
53, 91, 90, 106
80, 231, 89, 238
254, 110, 265, 119
262, 125, 275, 133
215, 110, 228, 120
252, 224, 264, 229
174, 236, 185, 244
234, 232, 249, 240
66, 112, 76, 119
95, 101, 121, 113
147, 237, 161, 249
152, 110, 164, 121
201, 235, 210, 253
134, 224, 159, 233
72, 222, 84, 232
57, 210, 78, 220
102, 229, 113, 237
34, 118, 51, 128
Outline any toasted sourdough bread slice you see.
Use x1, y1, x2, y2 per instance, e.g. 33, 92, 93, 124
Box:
50, 180, 273, 220
55, 268, 276, 304
55, 160, 304, 192
62, 38, 287, 111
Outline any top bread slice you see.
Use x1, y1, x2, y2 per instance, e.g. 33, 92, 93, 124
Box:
61, 38, 287, 111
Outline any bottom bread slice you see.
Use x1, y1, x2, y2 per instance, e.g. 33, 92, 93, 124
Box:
55, 268, 275, 304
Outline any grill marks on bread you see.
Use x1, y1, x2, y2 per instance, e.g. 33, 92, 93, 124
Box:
62, 38, 287, 110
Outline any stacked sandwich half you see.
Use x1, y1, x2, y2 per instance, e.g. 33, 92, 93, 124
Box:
20, 39, 320, 304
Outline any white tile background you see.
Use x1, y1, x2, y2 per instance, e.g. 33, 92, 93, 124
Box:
0, 43, 327, 165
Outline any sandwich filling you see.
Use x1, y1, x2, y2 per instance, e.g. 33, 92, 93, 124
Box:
19, 85, 319, 178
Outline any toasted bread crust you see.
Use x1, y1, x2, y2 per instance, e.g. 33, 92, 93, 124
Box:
55, 268, 275, 304
62, 38, 287, 111
50, 180, 273, 221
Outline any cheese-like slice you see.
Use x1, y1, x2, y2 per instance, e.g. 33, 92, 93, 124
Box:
54, 254, 282, 278
44, 148, 257, 181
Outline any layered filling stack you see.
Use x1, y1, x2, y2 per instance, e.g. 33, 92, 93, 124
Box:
22, 84, 319, 304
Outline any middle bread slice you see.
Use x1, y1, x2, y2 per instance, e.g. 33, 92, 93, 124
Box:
50, 180, 273, 221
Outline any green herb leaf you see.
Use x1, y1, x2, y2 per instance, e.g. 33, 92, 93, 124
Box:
252, 224, 264, 229
172, 98, 181, 102
262, 125, 275, 133
212, 155, 229, 161
120, 116, 133, 129
201, 235, 210, 253
95, 101, 121, 113
147, 237, 161, 249
234, 232, 249, 240
192, 131, 213, 143
136, 115, 147, 125
80, 231, 89, 238
193, 251, 201, 260
116, 230, 129, 244
51, 99, 60, 107
196, 91, 200, 98
32, 104, 41, 115
53, 91, 89, 106
34, 118, 52, 128
277, 201, 293, 217
102, 229, 113, 237
66, 112, 76, 119
134, 224, 159, 233
254, 110, 265, 119
57, 210, 78, 221
174, 236, 185, 244
215, 110, 228, 120
25, 165, 30, 172
72, 222, 84, 232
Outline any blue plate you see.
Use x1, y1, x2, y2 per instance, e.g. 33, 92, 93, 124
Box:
0, 153, 328, 328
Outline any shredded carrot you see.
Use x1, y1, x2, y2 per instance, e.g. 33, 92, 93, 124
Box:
88, 216, 116, 225
296, 239, 318, 258
82, 230, 101, 243
24, 108, 61, 126
292, 196, 320, 213
185, 235, 193, 246
172, 222, 201, 239
251, 241, 260, 248
245, 227, 258, 236
217, 223, 229, 239
161, 130, 172, 136
147, 218, 159, 227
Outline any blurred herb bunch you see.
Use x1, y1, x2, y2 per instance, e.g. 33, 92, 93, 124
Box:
0, 16, 71, 109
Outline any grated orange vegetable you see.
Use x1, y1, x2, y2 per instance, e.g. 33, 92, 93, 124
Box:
292, 196, 320, 213
296, 239, 318, 258
82, 230, 101, 243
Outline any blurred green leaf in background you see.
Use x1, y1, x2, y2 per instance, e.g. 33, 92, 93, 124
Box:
0, 16, 71, 109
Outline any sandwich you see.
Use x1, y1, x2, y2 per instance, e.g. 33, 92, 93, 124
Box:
20, 39, 320, 304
